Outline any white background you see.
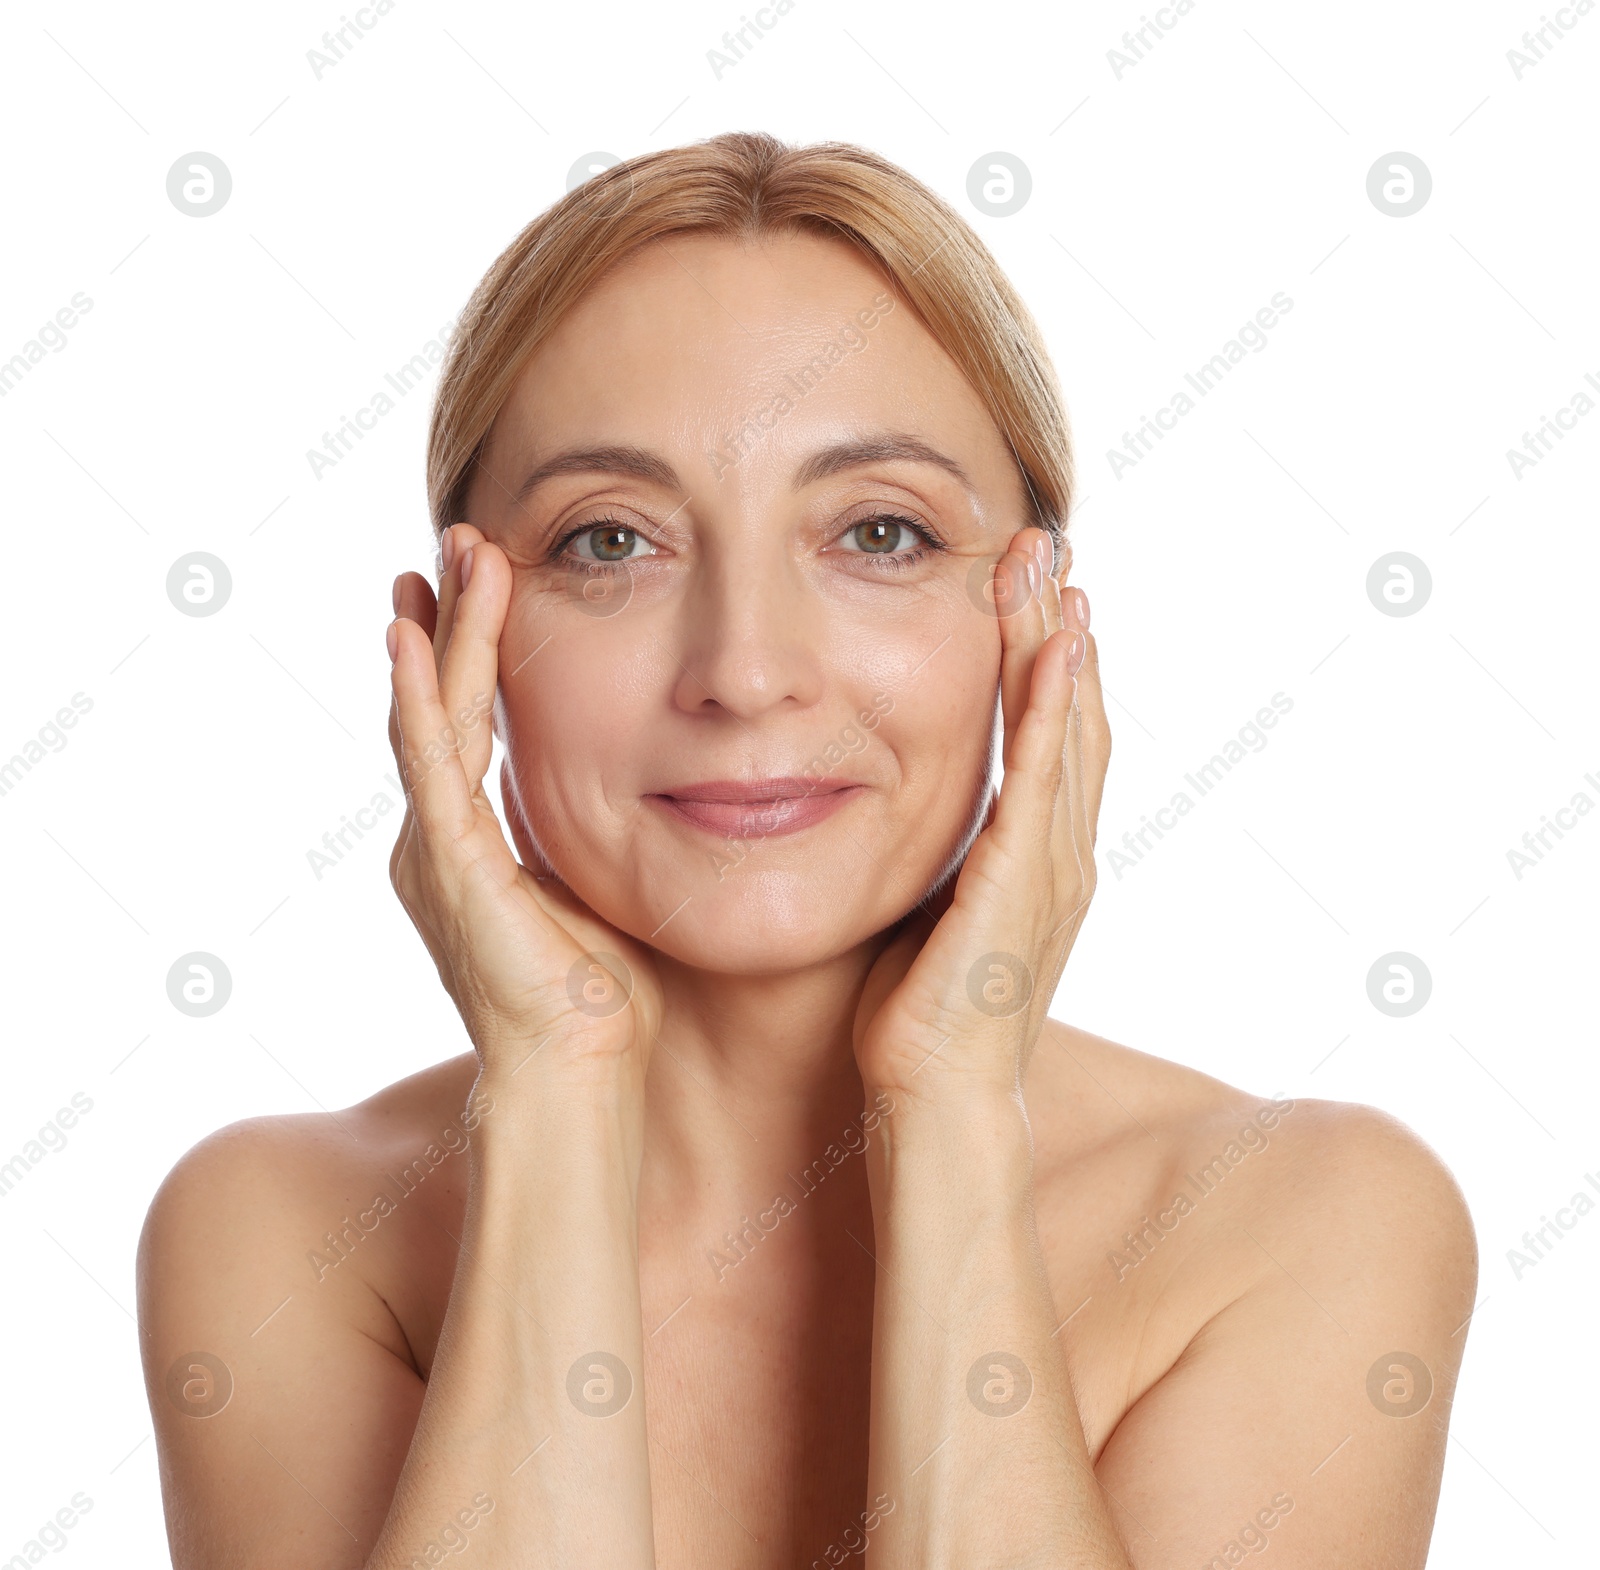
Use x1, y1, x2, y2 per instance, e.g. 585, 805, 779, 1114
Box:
1, 0, 1595, 1563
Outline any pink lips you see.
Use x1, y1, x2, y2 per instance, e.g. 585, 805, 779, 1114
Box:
647, 777, 864, 839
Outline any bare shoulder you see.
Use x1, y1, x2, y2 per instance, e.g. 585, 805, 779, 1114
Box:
1032, 1023, 1479, 1561
135, 1053, 482, 1567
139, 1052, 480, 1243
136, 1051, 482, 1351
1028, 1021, 1477, 1424
1029, 1016, 1476, 1276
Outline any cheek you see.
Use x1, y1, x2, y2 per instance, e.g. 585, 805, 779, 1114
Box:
496, 616, 654, 841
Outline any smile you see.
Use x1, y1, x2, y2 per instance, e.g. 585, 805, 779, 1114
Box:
646, 778, 865, 839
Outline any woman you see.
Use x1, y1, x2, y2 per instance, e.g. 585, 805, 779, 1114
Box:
137, 132, 1476, 1569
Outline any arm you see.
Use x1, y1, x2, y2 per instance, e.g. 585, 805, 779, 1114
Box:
1091, 1103, 1477, 1568
367, 1056, 655, 1570
861, 1090, 1130, 1569
853, 529, 1474, 1565
138, 523, 663, 1568
854, 525, 1127, 1567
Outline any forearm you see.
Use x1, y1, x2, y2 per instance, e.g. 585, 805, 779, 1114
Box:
862, 1091, 1131, 1570
365, 1064, 655, 1570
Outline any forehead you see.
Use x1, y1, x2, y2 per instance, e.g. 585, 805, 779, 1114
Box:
479, 230, 1025, 506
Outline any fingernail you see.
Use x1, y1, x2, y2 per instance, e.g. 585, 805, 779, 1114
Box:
1065, 629, 1085, 669
1034, 534, 1053, 578
460, 546, 475, 588
386, 622, 399, 664
1072, 588, 1090, 629
441, 525, 456, 571
392, 575, 402, 614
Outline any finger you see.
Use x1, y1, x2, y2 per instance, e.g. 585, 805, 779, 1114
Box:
388, 572, 439, 770
436, 538, 510, 794
1036, 529, 1064, 638
1057, 574, 1109, 839
1052, 682, 1092, 918
433, 522, 488, 674
997, 529, 1053, 766
1072, 629, 1110, 841
992, 626, 1083, 861
389, 615, 476, 837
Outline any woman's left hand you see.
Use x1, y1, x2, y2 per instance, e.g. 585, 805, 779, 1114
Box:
853, 525, 1111, 1104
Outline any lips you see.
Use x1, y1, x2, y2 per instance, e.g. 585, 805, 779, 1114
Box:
647, 777, 864, 839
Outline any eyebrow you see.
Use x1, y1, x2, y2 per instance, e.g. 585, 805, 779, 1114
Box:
510, 432, 977, 507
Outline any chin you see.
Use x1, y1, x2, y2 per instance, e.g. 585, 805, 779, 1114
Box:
636, 871, 887, 976
558, 787, 992, 978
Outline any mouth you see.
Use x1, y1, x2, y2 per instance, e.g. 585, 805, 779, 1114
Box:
645, 777, 865, 840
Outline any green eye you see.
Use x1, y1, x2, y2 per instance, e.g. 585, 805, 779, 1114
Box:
851, 518, 912, 553
587, 526, 636, 561
566, 523, 655, 563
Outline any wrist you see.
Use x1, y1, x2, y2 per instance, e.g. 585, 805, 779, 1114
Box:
469, 1057, 645, 1159
866, 1083, 1034, 1193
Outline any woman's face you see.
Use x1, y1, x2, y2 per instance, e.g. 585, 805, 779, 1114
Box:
465, 230, 1037, 974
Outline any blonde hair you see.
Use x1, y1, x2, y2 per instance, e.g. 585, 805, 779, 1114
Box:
427, 131, 1073, 554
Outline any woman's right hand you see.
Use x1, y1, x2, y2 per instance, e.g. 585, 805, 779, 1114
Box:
387, 523, 661, 1086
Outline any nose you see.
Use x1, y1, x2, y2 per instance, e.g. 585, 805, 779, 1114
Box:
669, 530, 826, 721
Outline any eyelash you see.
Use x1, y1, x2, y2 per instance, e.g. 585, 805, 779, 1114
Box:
549, 515, 652, 574
838, 512, 945, 571
549, 512, 948, 574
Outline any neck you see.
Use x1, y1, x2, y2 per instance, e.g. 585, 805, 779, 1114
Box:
640, 936, 893, 1202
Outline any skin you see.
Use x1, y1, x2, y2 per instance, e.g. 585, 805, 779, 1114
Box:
136, 232, 1477, 1569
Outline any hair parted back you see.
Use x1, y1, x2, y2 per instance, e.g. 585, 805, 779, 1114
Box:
427, 131, 1074, 552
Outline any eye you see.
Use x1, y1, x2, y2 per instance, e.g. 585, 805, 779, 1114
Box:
557, 518, 660, 565
834, 513, 941, 561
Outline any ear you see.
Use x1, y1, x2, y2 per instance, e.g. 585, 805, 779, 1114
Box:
499, 757, 556, 878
